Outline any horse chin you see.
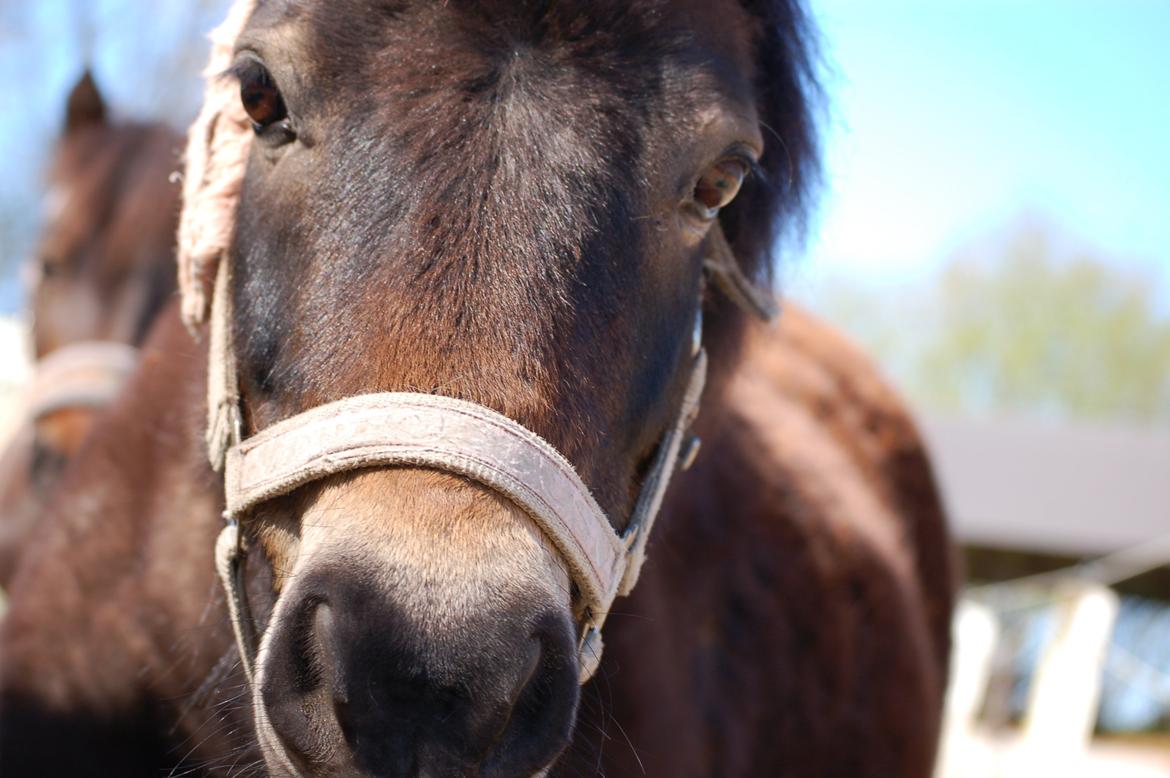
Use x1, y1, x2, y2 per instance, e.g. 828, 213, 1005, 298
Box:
250, 468, 578, 777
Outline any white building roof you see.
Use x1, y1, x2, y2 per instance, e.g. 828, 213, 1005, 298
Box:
919, 415, 1170, 556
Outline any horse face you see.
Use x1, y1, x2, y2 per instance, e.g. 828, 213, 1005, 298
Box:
227, 2, 783, 774
33, 73, 179, 360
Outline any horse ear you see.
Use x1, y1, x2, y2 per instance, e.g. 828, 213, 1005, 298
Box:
64, 70, 106, 134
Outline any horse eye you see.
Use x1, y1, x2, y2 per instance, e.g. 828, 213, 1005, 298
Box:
693, 158, 749, 219
239, 64, 288, 132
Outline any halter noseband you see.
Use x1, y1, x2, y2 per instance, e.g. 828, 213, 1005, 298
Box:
208, 224, 771, 688
26, 341, 139, 422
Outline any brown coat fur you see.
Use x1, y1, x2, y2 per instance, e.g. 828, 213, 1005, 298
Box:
2, 5, 952, 774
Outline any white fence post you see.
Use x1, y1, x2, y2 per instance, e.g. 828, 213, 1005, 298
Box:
936, 599, 1000, 778
1013, 581, 1119, 775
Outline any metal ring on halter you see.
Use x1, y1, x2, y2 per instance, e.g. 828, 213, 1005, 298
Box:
691, 305, 703, 358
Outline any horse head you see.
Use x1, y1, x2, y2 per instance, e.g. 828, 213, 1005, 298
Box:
33, 71, 179, 359
0, 72, 182, 586
180, 1, 818, 774
27, 71, 180, 454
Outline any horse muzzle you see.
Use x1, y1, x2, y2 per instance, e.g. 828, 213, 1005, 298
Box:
251, 469, 580, 777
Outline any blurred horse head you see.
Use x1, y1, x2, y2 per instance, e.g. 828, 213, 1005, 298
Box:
32, 70, 179, 358
0, 71, 179, 585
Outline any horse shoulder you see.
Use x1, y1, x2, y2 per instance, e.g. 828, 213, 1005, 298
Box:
749, 304, 956, 669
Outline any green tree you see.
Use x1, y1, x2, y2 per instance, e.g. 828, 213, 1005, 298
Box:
914, 220, 1170, 422
806, 217, 1170, 424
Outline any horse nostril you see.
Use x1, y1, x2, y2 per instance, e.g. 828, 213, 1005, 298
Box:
507, 638, 543, 707
258, 598, 343, 767
310, 602, 345, 696
260, 580, 580, 776
481, 617, 580, 775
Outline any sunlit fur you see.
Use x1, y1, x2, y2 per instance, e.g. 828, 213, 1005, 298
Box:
0, 303, 953, 776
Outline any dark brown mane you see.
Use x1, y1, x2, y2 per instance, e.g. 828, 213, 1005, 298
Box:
668, 0, 823, 372
720, 0, 822, 282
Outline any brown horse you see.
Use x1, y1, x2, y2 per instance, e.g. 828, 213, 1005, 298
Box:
0, 2, 953, 776
0, 71, 180, 585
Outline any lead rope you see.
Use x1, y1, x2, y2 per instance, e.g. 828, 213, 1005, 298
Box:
206, 254, 241, 472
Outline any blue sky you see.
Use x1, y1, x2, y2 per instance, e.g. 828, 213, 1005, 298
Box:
796, 0, 1170, 297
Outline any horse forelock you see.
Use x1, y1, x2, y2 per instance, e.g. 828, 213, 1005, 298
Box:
176, 0, 257, 330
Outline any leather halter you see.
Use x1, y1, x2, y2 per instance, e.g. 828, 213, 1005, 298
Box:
208, 224, 772, 687
26, 341, 139, 421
